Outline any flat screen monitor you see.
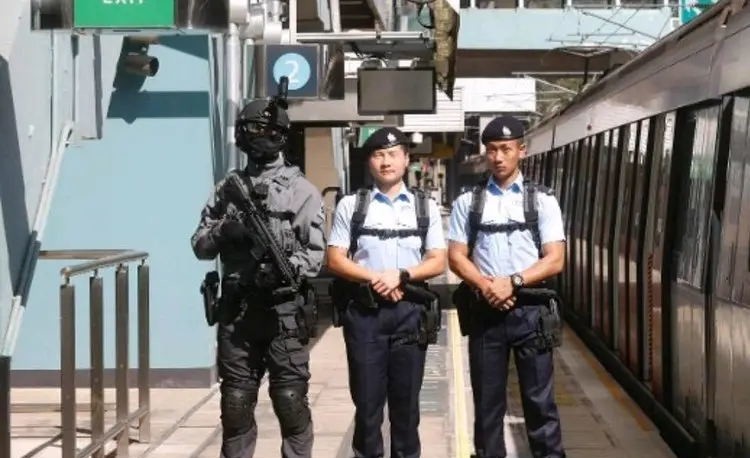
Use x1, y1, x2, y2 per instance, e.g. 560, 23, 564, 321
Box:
357, 67, 436, 115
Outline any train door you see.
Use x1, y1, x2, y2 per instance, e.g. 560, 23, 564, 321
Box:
592, 132, 611, 337
572, 140, 588, 317
607, 127, 627, 354
614, 123, 637, 365
641, 113, 675, 401
562, 144, 577, 306
556, 147, 571, 301
582, 136, 599, 327
710, 94, 750, 457
667, 103, 721, 442
626, 120, 650, 376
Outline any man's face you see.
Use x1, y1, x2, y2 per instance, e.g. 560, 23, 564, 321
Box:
485, 139, 526, 183
368, 145, 409, 187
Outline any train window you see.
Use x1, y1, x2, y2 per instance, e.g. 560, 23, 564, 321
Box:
721, 96, 750, 303
674, 106, 721, 288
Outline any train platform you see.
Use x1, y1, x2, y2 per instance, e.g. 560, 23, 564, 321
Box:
9, 313, 675, 458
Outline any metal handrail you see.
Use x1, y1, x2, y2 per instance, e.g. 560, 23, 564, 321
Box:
42, 249, 151, 458
41, 249, 149, 279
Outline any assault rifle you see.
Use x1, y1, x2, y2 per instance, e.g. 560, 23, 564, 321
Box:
223, 174, 299, 298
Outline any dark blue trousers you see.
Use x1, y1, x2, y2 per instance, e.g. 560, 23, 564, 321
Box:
469, 305, 565, 458
343, 301, 427, 458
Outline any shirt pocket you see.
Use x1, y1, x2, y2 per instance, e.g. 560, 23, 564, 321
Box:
476, 231, 493, 252
355, 234, 381, 259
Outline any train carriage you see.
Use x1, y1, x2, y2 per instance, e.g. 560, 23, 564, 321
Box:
518, 0, 750, 456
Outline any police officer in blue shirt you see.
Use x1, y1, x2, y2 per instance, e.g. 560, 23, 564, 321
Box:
326, 127, 447, 458
448, 116, 566, 458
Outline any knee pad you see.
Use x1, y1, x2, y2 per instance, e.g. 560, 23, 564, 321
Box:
220, 385, 258, 435
270, 385, 311, 436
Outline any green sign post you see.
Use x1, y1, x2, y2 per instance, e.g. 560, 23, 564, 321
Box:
74, 0, 175, 28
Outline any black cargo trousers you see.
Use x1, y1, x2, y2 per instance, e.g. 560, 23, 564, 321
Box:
217, 292, 312, 458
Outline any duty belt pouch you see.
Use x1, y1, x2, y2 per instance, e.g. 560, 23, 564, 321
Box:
355, 283, 377, 309
329, 277, 352, 328
421, 295, 440, 345
452, 281, 476, 337
532, 291, 563, 351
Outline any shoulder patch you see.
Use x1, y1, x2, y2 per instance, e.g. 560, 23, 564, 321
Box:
272, 166, 303, 188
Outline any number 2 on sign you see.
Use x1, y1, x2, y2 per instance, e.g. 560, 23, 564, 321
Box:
284, 59, 299, 86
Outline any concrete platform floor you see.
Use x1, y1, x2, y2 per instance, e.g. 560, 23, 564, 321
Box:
10, 313, 676, 458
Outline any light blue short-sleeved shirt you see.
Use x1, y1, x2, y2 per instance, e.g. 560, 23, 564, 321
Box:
328, 183, 447, 271
447, 173, 565, 277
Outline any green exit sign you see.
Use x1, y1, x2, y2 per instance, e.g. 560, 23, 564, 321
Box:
74, 0, 175, 28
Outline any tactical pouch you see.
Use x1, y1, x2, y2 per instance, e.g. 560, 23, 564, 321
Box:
421, 296, 440, 345
403, 283, 441, 345
200, 271, 220, 326
329, 278, 352, 328
520, 289, 563, 351
452, 282, 476, 337
538, 294, 562, 350
218, 273, 244, 324
354, 283, 377, 309
300, 285, 318, 339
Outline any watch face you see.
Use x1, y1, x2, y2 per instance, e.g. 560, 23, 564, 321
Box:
512, 275, 523, 287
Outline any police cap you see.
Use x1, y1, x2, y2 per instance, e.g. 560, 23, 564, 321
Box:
481, 116, 525, 144
361, 127, 412, 154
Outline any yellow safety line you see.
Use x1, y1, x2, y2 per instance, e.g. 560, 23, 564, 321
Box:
449, 310, 471, 457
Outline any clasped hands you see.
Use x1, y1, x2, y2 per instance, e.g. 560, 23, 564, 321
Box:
370, 269, 405, 303
479, 276, 517, 311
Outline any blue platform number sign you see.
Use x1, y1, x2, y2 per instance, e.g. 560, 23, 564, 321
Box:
265, 45, 319, 99
273, 53, 311, 91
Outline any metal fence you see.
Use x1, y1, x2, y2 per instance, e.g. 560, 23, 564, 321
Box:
44, 249, 151, 458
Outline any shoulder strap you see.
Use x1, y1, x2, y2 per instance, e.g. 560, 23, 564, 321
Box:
523, 180, 543, 257
411, 188, 430, 256
348, 188, 371, 257
467, 181, 487, 256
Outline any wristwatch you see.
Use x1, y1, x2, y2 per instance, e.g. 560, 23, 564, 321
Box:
399, 269, 411, 285
510, 273, 524, 291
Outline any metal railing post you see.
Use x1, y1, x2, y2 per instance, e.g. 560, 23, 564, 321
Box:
60, 284, 77, 458
90, 275, 105, 458
138, 263, 151, 442
115, 265, 130, 457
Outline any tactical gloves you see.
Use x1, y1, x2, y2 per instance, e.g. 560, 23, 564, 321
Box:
214, 220, 254, 258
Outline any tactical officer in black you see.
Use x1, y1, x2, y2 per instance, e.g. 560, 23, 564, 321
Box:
448, 116, 566, 458
191, 97, 326, 458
